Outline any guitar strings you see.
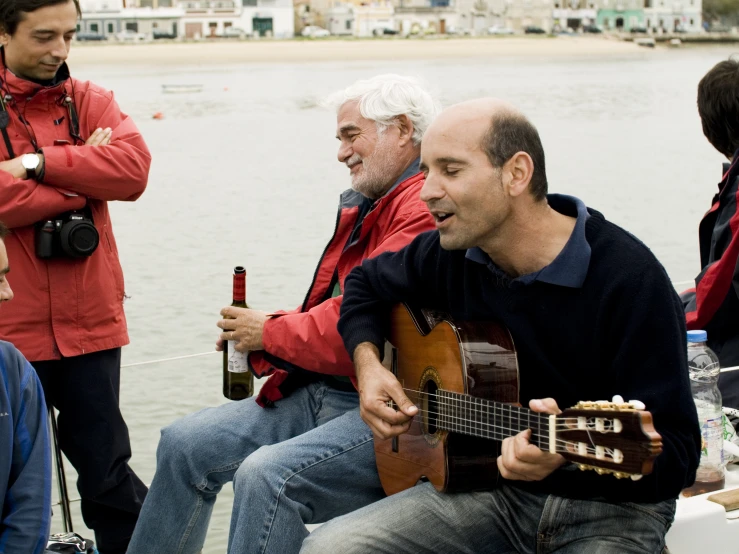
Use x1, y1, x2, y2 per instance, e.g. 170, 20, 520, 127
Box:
394, 389, 617, 450
400, 388, 597, 432
403, 405, 602, 453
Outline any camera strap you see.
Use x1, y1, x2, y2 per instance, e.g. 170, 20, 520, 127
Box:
0, 94, 16, 159
61, 94, 82, 145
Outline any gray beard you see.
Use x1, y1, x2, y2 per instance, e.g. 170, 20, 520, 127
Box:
350, 137, 399, 200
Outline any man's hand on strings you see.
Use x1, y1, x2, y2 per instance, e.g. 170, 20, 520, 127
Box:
496, 398, 566, 482
353, 342, 418, 440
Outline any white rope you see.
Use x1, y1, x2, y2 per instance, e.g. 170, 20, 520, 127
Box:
121, 350, 218, 368
109, 277, 695, 370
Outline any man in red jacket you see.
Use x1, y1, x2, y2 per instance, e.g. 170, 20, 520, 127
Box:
0, 1, 150, 552
128, 74, 438, 554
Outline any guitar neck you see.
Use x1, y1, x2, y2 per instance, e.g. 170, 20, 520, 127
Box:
436, 390, 551, 451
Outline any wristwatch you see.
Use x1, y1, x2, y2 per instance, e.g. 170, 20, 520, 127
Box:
21, 153, 40, 180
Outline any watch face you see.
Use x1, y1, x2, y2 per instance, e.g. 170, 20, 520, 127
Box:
22, 154, 39, 170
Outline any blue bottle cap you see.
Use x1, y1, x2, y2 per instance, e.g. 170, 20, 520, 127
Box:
687, 330, 708, 343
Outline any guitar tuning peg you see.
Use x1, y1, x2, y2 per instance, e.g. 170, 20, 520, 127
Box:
630, 474, 643, 481
628, 400, 646, 410
611, 394, 624, 404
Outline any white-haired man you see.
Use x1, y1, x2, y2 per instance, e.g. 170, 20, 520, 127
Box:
127, 75, 439, 554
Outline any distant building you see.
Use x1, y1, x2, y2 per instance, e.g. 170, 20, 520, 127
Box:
78, 0, 182, 38
595, 0, 645, 31
643, 0, 701, 32
175, 0, 294, 38
325, 2, 395, 36
393, 0, 457, 35
552, 0, 596, 30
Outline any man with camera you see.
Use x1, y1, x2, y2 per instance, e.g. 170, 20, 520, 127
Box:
0, 1, 151, 553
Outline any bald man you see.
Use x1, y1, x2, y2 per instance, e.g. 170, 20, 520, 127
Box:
302, 99, 701, 554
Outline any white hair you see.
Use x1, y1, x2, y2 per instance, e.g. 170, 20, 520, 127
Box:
325, 74, 441, 146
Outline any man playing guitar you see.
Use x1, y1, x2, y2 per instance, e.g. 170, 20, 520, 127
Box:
302, 98, 701, 554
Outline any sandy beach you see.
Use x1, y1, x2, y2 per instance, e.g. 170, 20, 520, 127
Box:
68, 36, 646, 66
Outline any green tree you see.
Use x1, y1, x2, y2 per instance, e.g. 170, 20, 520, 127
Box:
703, 0, 739, 25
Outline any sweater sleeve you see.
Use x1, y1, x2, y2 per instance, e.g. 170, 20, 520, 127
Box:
0, 346, 51, 554
595, 261, 701, 501
260, 207, 435, 376
41, 89, 150, 202
339, 232, 444, 359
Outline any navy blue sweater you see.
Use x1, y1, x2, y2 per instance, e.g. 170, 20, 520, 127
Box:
339, 201, 700, 503
0, 341, 51, 554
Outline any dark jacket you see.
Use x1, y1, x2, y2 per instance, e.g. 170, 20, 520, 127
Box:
682, 151, 739, 409
340, 196, 700, 503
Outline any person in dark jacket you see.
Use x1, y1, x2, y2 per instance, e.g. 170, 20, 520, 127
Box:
128, 75, 438, 554
0, 219, 51, 554
681, 57, 739, 410
302, 98, 700, 554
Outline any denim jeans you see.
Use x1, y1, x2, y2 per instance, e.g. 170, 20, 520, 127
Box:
301, 480, 676, 554
127, 381, 384, 554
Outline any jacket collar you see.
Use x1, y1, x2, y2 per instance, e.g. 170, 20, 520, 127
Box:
0, 48, 70, 99
355, 169, 425, 241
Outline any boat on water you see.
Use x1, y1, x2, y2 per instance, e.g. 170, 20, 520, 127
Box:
161, 84, 204, 94
635, 37, 656, 48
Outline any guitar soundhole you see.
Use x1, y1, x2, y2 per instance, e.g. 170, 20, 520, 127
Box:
424, 379, 439, 435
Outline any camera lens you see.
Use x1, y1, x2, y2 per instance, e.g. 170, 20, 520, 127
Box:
60, 220, 99, 257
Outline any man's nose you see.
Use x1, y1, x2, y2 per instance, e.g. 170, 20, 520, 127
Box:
0, 281, 13, 303
337, 141, 352, 163
50, 37, 69, 61
419, 172, 443, 203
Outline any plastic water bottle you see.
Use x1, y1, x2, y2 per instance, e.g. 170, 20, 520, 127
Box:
682, 329, 725, 497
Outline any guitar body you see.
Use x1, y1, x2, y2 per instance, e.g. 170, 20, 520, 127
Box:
377, 304, 519, 495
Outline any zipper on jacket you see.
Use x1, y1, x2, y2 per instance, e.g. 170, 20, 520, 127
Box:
300, 203, 343, 313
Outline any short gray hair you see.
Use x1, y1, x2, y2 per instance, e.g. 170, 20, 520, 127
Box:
325, 74, 440, 146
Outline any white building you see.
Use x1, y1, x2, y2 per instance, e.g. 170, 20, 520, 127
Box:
176, 0, 294, 38
643, 0, 702, 32
452, 0, 553, 35
325, 2, 395, 36
552, 0, 596, 30
78, 0, 183, 38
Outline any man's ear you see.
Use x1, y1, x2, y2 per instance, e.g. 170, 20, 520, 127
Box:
503, 152, 534, 198
395, 114, 414, 147
0, 30, 9, 48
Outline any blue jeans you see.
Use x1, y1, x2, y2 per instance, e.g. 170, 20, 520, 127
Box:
301, 481, 676, 554
127, 381, 384, 554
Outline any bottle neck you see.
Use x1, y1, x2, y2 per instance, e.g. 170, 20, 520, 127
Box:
233, 272, 246, 302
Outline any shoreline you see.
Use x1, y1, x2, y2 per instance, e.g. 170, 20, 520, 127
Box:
68, 36, 649, 66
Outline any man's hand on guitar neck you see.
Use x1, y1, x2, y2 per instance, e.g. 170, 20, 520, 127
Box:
353, 342, 418, 440
497, 398, 567, 482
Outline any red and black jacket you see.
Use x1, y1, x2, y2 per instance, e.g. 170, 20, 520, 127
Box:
682, 151, 739, 408
250, 172, 434, 407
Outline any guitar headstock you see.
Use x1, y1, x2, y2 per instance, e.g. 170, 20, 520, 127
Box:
556, 400, 662, 479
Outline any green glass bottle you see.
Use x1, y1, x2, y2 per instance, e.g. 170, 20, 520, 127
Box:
223, 266, 254, 400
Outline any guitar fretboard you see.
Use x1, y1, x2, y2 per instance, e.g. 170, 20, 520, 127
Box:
437, 390, 551, 451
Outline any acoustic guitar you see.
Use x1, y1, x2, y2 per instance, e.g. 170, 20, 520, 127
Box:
376, 304, 663, 495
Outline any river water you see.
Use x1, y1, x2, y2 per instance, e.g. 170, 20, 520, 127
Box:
49, 43, 739, 551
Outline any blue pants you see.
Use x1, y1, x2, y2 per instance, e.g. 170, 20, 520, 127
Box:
127, 381, 384, 554
301, 480, 676, 554
34, 348, 147, 554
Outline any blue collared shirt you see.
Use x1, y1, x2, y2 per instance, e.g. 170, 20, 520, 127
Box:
465, 193, 591, 289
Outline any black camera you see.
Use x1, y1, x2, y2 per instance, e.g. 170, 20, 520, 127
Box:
35, 210, 99, 259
